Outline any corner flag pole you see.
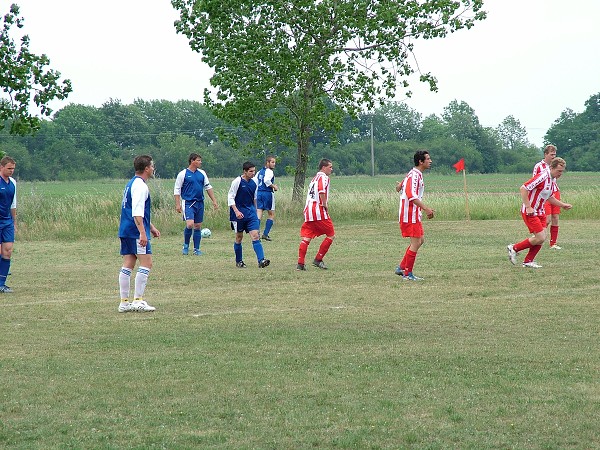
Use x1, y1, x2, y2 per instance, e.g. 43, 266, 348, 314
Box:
453, 158, 470, 221
462, 168, 470, 221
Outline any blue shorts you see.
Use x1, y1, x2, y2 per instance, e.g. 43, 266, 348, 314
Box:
182, 199, 205, 223
256, 191, 275, 211
230, 216, 260, 234
0, 221, 15, 244
120, 237, 152, 255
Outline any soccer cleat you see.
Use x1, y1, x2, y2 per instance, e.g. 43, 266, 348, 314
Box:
193, 249, 204, 256
182, 244, 189, 255
403, 272, 424, 281
296, 263, 307, 271
130, 300, 156, 312
261, 234, 272, 241
550, 244, 562, 250
258, 259, 271, 268
0, 285, 13, 293
523, 261, 543, 268
118, 302, 132, 313
236, 261, 247, 268
395, 266, 404, 276
507, 244, 517, 265
312, 259, 328, 270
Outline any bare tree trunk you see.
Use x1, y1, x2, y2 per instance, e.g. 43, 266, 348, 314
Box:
292, 125, 310, 202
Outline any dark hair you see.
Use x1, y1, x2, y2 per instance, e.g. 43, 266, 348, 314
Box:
242, 161, 256, 172
134, 155, 153, 173
188, 153, 202, 164
318, 158, 332, 170
414, 150, 429, 166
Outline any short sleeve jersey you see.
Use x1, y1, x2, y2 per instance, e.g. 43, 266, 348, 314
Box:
228, 176, 259, 221
303, 171, 330, 222
0, 176, 16, 224
533, 159, 559, 194
398, 168, 424, 224
521, 170, 554, 216
119, 176, 151, 239
174, 168, 212, 201
255, 167, 275, 193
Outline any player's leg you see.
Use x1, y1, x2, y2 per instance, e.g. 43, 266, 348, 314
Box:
118, 253, 136, 312
249, 220, 269, 267
233, 220, 246, 267
263, 208, 275, 241
312, 219, 335, 269
0, 225, 14, 292
182, 202, 194, 255
131, 248, 156, 312
297, 222, 313, 271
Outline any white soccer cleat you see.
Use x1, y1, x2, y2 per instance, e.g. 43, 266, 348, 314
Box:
118, 302, 132, 313
550, 244, 562, 250
522, 261, 543, 269
130, 300, 156, 312
507, 244, 517, 265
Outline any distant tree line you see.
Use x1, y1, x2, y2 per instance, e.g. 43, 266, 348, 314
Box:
1, 93, 598, 181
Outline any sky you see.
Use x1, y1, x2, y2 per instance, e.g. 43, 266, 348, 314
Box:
7, 0, 600, 147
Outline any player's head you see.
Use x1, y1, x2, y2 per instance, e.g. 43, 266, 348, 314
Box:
0, 156, 15, 167
414, 150, 431, 167
0, 156, 15, 177
550, 156, 566, 179
543, 145, 557, 162
318, 159, 332, 170
188, 153, 202, 165
265, 155, 276, 167
134, 155, 154, 174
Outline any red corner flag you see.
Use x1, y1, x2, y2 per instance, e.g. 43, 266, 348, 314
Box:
453, 158, 465, 173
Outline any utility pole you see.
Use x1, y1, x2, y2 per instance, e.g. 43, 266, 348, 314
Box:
370, 120, 375, 176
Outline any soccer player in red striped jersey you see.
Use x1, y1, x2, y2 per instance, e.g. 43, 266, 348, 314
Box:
297, 159, 335, 271
507, 157, 572, 268
534, 145, 562, 249
396, 150, 435, 281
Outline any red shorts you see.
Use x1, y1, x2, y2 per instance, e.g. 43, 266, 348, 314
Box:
300, 218, 335, 238
400, 221, 424, 238
544, 191, 561, 215
522, 212, 547, 234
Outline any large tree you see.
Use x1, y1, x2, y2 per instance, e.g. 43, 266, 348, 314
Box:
172, 0, 485, 200
1, 4, 72, 135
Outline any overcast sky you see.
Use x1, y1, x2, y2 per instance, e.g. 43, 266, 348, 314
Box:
9, 0, 600, 146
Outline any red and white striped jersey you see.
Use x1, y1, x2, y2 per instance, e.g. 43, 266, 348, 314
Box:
533, 159, 560, 192
398, 168, 424, 224
522, 170, 556, 216
303, 171, 330, 222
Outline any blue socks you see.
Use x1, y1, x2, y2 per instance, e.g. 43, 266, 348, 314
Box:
264, 219, 274, 236
234, 242, 243, 263
252, 240, 265, 262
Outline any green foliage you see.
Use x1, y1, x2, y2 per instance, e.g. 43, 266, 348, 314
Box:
545, 92, 600, 170
172, 0, 486, 199
0, 3, 72, 135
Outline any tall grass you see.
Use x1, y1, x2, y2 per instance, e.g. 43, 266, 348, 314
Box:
17, 172, 600, 240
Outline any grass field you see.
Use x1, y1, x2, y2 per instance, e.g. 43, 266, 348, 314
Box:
2, 216, 600, 447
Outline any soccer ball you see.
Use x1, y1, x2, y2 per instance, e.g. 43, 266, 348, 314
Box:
201, 228, 212, 238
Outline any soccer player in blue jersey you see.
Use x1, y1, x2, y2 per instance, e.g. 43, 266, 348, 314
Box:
228, 161, 270, 268
117, 155, 161, 313
254, 155, 278, 241
0, 156, 17, 293
174, 153, 218, 255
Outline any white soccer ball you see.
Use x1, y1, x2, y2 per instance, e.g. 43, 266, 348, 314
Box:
201, 228, 212, 238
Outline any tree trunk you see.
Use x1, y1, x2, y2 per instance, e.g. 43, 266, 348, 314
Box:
292, 127, 310, 202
